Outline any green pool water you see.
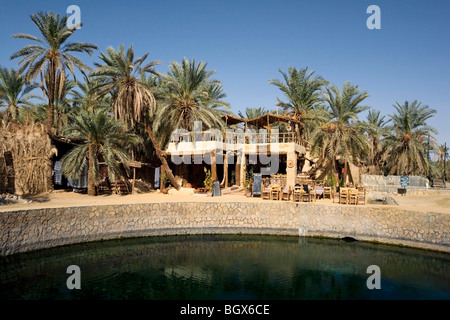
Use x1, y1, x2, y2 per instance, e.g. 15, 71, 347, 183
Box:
0, 235, 449, 300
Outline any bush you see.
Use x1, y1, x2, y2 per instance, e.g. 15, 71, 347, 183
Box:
243, 169, 253, 191
203, 168, 214, 192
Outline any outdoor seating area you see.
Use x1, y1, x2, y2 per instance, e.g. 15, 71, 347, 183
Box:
332, 186, 366, 205
260, 175, 367, 205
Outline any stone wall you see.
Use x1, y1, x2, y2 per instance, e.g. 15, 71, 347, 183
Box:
361, 174, 429, 191
0, 202, 449, 256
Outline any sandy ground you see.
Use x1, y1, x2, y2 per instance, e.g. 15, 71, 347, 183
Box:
1, 189, 449, 214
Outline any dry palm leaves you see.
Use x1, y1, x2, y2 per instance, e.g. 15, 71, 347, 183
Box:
0, 120, 56, 195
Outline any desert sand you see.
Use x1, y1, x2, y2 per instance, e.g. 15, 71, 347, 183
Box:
1, 188, 449, 214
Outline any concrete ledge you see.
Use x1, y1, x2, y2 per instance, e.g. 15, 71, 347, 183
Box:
0, 202, 449, 256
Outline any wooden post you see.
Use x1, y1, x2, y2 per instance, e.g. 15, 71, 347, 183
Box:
211, 150, 218, 181
160, 165, 165, 190
344, 159, 349, 186
235, 152, 241, 186
131, 150, 136, 194
240, 153, 246, 186
222, 152, 228, 187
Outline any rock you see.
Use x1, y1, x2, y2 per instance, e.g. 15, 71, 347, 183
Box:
168, 188, 195, 196
385, 196, 398, 205
368, 191, 387, 202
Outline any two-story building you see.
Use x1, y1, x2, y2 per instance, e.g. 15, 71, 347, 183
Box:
164, 113, 308, 189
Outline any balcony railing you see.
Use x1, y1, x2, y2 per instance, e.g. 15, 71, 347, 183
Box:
171, 131, 307, 146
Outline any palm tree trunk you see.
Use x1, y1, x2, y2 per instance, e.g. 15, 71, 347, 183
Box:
88, 144, 96, 196
295, 124, 301, 145
143, 120, 181, 190
46, 61, 56, 132
211, 151, 217, 181
344, 159, 348, 186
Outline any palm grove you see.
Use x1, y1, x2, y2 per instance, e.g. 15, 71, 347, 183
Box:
0, 11, 447, 196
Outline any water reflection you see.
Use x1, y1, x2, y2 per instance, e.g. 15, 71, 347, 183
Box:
0, 235, 449, 300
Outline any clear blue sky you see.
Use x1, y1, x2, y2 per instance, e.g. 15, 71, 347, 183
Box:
1, 0, 449, 145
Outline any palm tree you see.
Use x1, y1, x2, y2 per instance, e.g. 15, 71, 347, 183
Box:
431, 144, 449, 180
20, 75, 77, 134
310, 82, 370, 183
268, 67, 328, 141
10, 11, 97, 132
61, 109, 141, 196
72, 76, 111, 112
91, 45, 181, 190
360, 109, 390, 172
154, 58, 230, 133
238, 107, 269, 120
0, 67, 40, 121
383, 100, 437, 175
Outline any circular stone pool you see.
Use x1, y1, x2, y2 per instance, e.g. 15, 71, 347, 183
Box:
0, 235, 449, 300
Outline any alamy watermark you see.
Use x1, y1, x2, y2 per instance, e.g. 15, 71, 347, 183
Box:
366, 265, 381, 289
367, 5, 381, 30
65, 264, 381, 291
65, 5, 381, 32
66, 5, 81, 30
66, 265, 81, 290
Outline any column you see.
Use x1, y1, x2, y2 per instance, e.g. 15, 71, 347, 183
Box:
240, 153, 246, 186
287, 151, 297, 187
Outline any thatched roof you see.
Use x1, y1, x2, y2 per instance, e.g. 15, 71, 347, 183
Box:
221, 114, 247, 126
246, 113, 303, 128
222, 112, 303, 129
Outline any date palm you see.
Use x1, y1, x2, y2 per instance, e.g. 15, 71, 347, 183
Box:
310, 82, 370, 182
61, 109, 141, 196
91, 45, 181, 190
383, 100, 437, 175
269, 67, 328, 141
154, 58, 230, 134
72, 75, 111, 113
360, 109, 390, 172
431, 144, 449, 179
0, 67, 40, 121
238, 107, 269, 120
20, 75, 77, 134
10, 11, 97, 132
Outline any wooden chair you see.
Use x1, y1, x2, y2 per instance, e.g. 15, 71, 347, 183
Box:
281, 186, 291, 201
314, 185, 324, 200
262, 185, 271, 200
323, 187, 332, 200
310, 184, 317, 202
358, 188, 367, 205
333, 188, 338, 203
97, 180, 111, 195
292, 185, 302, 202
349, 189, 358, 205
339, 187, 349, 204
301, 184, 313, 202
271, 185, 281, 200
112, 180, 130, 195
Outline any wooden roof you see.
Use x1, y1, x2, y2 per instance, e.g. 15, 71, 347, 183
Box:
246, 113, 303, 128
222, 114, 247, 126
